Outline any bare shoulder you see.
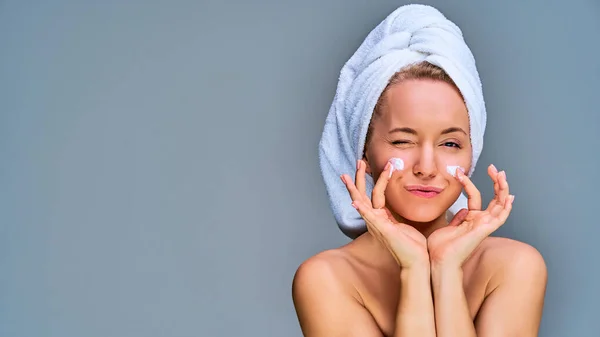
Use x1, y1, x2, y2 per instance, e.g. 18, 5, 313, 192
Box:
472, 237, 548, 335
479, 237, 547, 287
292, 248, 359, 302
292, 248, 382, 336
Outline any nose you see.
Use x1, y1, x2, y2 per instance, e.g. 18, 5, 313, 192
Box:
412, 145, 437, 179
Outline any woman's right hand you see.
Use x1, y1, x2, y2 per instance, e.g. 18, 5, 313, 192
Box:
341, 159, 429, 269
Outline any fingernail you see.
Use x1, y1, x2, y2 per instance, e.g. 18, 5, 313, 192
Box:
340, 175, 346, 183
456, 168, 464, 181
357, 160, 361, 170
510, 195, 515, 202
447, 165, 465, 178
351, 201, 358, 209
385, 162, 393, 178
490, 164, 497, 173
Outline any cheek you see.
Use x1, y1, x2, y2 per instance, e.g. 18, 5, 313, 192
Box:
383, 154, 470, 176
367, 148, 403, 174
367, 142, 471, 178
436, 153, 471, 177
370, 156, 405, 180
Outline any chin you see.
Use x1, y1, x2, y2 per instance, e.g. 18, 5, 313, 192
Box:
387, 194, 457, 224
393, 203, 445, 223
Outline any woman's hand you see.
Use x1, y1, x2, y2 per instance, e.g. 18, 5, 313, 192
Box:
427, 164, 515, 269
341, 159, 429, 269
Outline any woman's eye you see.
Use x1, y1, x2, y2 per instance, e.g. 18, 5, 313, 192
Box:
443, 142, 461, 148
391, 140, 411, 145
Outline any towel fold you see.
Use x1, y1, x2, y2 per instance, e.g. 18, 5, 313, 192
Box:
318, 4, 487, 238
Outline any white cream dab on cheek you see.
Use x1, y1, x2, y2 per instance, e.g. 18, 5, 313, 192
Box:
388, 158, 404, 178
446, 165, 465, 177
390, 158, 404, 171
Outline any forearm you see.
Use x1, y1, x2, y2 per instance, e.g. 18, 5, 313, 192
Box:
394, 263, 436, 337
431, 264, 477, 337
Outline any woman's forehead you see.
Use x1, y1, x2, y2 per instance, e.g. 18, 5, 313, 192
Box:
378, 80, 469, 128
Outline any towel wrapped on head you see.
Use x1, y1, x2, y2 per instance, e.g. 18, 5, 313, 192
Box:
318, 4, 487, 239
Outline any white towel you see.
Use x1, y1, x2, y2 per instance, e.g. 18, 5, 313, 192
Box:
318, 4, 486, 239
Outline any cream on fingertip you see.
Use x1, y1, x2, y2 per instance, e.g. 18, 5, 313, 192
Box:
446, 165, 465, 178
388, 157, 404, 178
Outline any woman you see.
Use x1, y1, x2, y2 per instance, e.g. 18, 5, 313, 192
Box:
292, 5, 547, 337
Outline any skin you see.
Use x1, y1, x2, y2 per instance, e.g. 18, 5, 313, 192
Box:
292, 79, 547, 336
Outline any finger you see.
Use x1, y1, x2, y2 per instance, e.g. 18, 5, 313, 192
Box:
495, 194, 514, 223
355, 160, 367, 197
481, 194, 514, 234
352, 200, 379, 233
372, 161, 392, 209
352, 199, 388, 233
456, 169, 482, 210
448, 208, 469, 226
488, 164, 500, 198
497, 170, 510, 205
340, 174, 364, 202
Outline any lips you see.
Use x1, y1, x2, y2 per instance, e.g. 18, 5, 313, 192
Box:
405, 185, 443, 198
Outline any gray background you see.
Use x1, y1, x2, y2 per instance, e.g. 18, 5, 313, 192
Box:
1, 0, 598, 336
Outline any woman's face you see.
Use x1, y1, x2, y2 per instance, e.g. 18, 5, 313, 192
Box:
364, 79, 472, 223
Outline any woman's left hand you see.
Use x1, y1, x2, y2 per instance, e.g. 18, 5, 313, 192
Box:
427, 164, 515, 269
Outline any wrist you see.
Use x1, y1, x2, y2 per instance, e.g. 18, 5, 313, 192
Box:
429, 254, 462, 271
430, 262, 463, 285
401, 259, 431, 272
400, 261, 431, 280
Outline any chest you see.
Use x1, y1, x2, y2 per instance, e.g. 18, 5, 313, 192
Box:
356, 266, 490, 337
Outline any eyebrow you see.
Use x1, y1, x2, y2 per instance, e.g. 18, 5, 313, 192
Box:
388, 127, 468, 136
